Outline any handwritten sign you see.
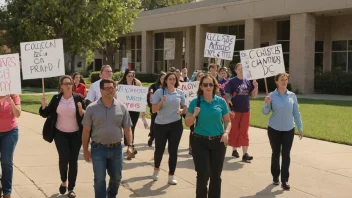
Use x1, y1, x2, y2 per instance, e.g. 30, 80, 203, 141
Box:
179, 81, 199, 106
164, 38, 175, 60
240, 44, 286, 80
20, 39, 65, 80
204, 33, 236, 60
116, 85, 148, 112
0, 53, 21, 95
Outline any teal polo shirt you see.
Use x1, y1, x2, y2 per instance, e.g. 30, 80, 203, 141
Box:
188, 95, 229, 136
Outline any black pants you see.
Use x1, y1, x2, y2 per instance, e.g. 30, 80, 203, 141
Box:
189, 124, 195, 147
267, 126, 294, 182
124, 111, 140, 145
192, 135, 226, 198
148, 113, 157, 139
54, 130, 82, 191
154, 120, 183, 175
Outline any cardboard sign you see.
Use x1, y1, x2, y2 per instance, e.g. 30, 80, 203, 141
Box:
0, 53, 21, 95
204, 33, 236, 60
116, 85, 148, 112
240, 44, 286, 80
164, 38, 175, 60
179, 81, 199, 106
20, 39, 65, 80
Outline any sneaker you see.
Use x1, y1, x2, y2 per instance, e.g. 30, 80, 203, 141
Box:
68, 190, 76, 198
189, 147, 192, 155
168, 175, 177, 185
59, 184, 67, 195
281, 182, 290, 190
148, 137, 154, 147
273, 178, 280, 185
152, 169, 159, 181
232, 150, 240, 158
242, 153, 253, 162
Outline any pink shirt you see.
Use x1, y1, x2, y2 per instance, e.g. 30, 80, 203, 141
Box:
0, 95, 21, 132
56, 96, 79, 132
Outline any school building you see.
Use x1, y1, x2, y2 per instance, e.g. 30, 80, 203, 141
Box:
93, 0, 352, 93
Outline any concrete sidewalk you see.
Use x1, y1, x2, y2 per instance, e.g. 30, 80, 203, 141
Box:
11, 112, 352, 197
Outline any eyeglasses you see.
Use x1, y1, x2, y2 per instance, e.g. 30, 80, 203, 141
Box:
62, 83, 72, 86
103, 87, 116, 91
202, 83, 214, 87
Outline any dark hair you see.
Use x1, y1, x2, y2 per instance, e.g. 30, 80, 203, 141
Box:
155, 72, 166, 87
100, 78, 116, 89
208, 63, 219, 71
196, 74, 220, 97
100, 65, 112, 74
168, 67, 176, 72
162, 72, 179, 89
58, 75, 74, 93
118, 69, 135, 85
275, 73, 289, 82
72, 72, 85, 84
219, 67, 228, 73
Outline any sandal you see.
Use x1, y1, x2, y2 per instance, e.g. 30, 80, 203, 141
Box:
68, 190, 76, 198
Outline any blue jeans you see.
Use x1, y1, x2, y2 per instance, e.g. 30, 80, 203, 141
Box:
0, 127, 19, 195
91, 142, 123, 198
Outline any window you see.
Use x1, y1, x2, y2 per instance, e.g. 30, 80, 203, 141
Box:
129, 35, 142, 71
277, 20, 290, 72
154, 33, 165, 73
315, 41, 324, 72
118, 37, 127, 70
217, 24, 245, 66
331, 40, 352, 72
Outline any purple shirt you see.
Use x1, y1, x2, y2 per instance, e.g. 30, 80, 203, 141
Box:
224, 77, 254, 112
217, 77, 228, 96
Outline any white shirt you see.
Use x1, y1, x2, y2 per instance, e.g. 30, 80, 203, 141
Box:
86, 79, 118, 102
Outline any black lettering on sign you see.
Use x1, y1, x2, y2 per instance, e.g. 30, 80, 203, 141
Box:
206, 33, 235, 59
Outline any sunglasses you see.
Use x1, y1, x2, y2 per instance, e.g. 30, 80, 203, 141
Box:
202, 83, 214, 87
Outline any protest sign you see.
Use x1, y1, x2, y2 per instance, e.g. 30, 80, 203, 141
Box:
179, 81, 199, 106
164, 38, 175, 60
204, 33, 236, 60
117, 85, 148, 112
20, 39, 65, 80
240, 44, 286, 80
0, 53, 21, 95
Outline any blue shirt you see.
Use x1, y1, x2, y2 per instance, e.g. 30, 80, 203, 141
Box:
152, 88, 186, 125
188, 95, 229, 136
262, 89, 303, 132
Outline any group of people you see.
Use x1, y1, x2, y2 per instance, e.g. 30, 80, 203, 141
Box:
0, 63, 303, 198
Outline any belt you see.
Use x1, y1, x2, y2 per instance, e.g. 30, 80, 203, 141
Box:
93, 141, 121, 148
193, 133, 222, 140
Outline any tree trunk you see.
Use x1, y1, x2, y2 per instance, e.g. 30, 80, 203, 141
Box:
70, 54, 76, 74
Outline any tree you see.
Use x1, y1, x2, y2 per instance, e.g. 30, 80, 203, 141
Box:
141, 0, 194, 10
1, 0, 140, 73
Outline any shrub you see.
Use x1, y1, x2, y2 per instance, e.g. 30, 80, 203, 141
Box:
21, 77, 59, 89
112, 72, 123, 81
135, 73, 159, 83
89, 72, 100, 83
314, 71, 352, 95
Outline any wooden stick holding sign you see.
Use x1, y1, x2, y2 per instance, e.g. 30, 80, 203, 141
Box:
263, 78, 268, 95
42, 78, 45, 96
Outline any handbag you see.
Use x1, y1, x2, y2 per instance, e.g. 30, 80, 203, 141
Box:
42, 116, 55, 143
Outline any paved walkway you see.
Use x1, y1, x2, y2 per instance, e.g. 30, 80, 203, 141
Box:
11, 112, 352, 197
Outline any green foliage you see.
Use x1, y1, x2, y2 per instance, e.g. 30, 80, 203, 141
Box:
141, 0, 194, 10
90, 72, 100, 83
135, 73, 159, 82
315, 71, 352, 95
85, 50, 94, 67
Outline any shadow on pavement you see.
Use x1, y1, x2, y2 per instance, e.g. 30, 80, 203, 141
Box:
239, 184, 284, 198
122, 176, 170, 197
48, 193, 68, 198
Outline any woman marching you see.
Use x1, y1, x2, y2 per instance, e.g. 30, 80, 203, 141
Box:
39, 75, 86, 198
151, 72, 186, 185
0, 94, 21, 198
185, 74, 231, 198
117, 69, 143, 157
147, 72, 166, 147
224, 63, 258, 162
262, 73, 303, 190
72, 72, 87, 98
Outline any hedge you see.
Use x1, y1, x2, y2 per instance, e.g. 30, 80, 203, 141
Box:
314, 71, 352, 95
90, 72, 158, 83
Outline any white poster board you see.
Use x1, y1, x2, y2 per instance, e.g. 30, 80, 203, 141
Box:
121, 58, 128, 72
0, 53, 21, 95
179, 81, 199, 106
116, 85, 148, 112
164, 38, 175, 60
240, 44, 286, 80
20, 39, 65, 80
204, 33, 236, 60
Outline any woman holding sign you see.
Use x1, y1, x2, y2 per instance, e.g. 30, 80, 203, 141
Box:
151, 72, 186, 185
0, 94, 21, 198
185, 74, 230, 198
262, 73, 303, 190
39, 75, 86, 198
224, 63, 258, 163
117, 69, 142, 158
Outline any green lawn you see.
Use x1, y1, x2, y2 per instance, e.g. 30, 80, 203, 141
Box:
20, 94, 352, 145
22, 87, 57, 93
